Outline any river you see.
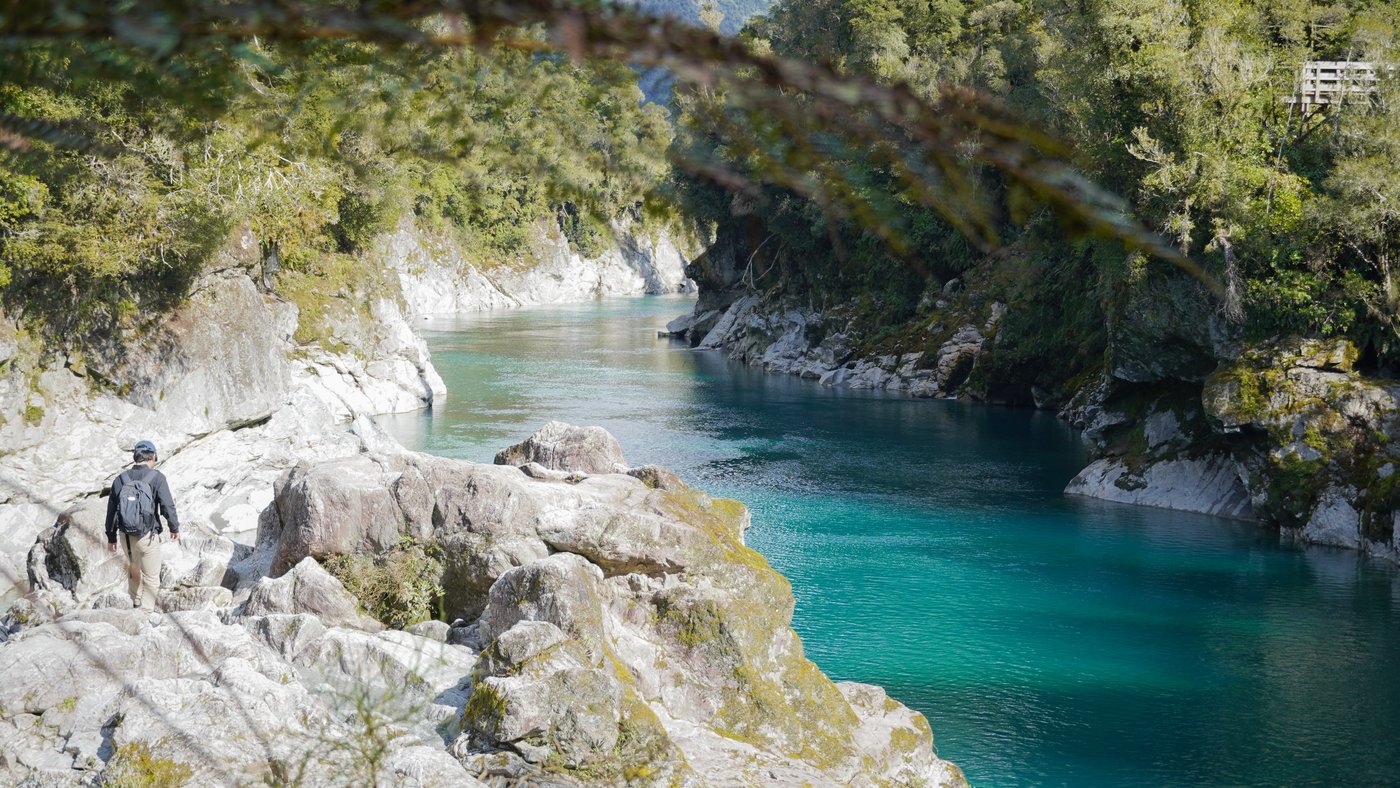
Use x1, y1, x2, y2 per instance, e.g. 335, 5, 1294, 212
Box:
381, 295, 1400, 787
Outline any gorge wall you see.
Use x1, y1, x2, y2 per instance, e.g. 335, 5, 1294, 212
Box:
387, 219, 694, 316
669, 223, 1400, 565
0, 217, 964, 785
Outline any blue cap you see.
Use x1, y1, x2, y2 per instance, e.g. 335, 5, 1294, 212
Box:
133, 440, 157, 453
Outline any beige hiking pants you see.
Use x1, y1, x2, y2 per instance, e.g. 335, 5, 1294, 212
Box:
122, 531, 164, 609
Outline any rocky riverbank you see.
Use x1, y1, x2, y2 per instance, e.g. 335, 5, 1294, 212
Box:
0, 213, 696, 608
668, 230, 1400, 564
0, 223, 964, 785
1, 420, 966, 787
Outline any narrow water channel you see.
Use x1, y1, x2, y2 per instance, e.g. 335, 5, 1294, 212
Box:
380, 295, 1400, 787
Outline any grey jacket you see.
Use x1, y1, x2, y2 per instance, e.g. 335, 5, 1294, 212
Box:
104, 465, 180, 544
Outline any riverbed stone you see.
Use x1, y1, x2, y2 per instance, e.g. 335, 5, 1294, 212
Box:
243, 557, 381, 631
493, 421, 629, 475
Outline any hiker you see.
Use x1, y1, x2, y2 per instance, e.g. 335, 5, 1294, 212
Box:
104, 439, 180, 610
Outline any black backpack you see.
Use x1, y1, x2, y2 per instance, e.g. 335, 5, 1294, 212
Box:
116, 468, 159, 535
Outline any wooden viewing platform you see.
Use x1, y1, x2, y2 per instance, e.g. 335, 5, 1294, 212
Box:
1287, 61, 1391, 106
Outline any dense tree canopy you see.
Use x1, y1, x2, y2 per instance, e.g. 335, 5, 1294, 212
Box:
0, 13, 673, 341
0, 0, 1206, 353
674, 0, 1400, 379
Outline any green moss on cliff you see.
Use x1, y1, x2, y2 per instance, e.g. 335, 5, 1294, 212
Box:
104, 741, 193, 788
277, 251, 400, 356
460, 680, 509, 740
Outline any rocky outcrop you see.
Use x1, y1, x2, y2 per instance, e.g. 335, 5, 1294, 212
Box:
0, 424, 967, 786
0, 234, 447, 604
262, 424, 964, 786
493, 420, 629, 474
0, 271, 439, 508
385, 219, 695, 316
1059, 338, 1400, 561
0, 606, 481, 786
1201, 340, 1400, 559
1066, 455, 1254, 519
672, 292, 1007, 399
1062, 384, 1255, 520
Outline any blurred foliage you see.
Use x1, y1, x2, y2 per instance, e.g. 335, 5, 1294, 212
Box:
627, 0, 774, 35
0, 5, 671, 346
673, 0, 1400, 385
0, 0, 1202, 356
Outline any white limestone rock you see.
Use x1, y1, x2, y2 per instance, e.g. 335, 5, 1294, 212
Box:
1066, 455, 1256, 520
253, 427, 967, 786
1302, 488, 1362, 549
387, 220, 694, 316
243, 557, 382, 631
492, 420, 629, 475
0, 504, 53, 607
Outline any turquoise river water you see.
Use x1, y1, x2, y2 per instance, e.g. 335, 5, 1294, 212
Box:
381, 295, 1400, 787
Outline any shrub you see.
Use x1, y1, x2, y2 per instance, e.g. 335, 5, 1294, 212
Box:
324, 538, 445, 629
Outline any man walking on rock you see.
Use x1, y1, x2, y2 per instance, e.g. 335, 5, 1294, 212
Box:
105, 439, 180, 609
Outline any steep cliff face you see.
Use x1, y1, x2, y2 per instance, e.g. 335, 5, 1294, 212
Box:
0, 227, 445, 608
388, 219, 695, 316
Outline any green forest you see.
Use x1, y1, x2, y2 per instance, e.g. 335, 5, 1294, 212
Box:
677, 0, 1400, 394
1, 0, 1398, 395
674, 0, 1400, 399
0, 13, 672, 346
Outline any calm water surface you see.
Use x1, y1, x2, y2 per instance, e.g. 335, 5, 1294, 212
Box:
381, 296, 1400, 787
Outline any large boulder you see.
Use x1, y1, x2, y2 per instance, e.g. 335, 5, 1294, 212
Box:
250, 426, 966, 786
493, 421, 629, 474
243, 557, 382, 631
263, 456, 427, 576
463, 617, 686, 781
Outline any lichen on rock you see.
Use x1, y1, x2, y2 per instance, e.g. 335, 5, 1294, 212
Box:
1198, 340, 1400, 557
251, 422, 967, 786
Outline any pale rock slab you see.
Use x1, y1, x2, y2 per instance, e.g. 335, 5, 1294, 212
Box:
1302, 488, 1363, 549
493, 420, 629, 475
1066, 455, 1256, 520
